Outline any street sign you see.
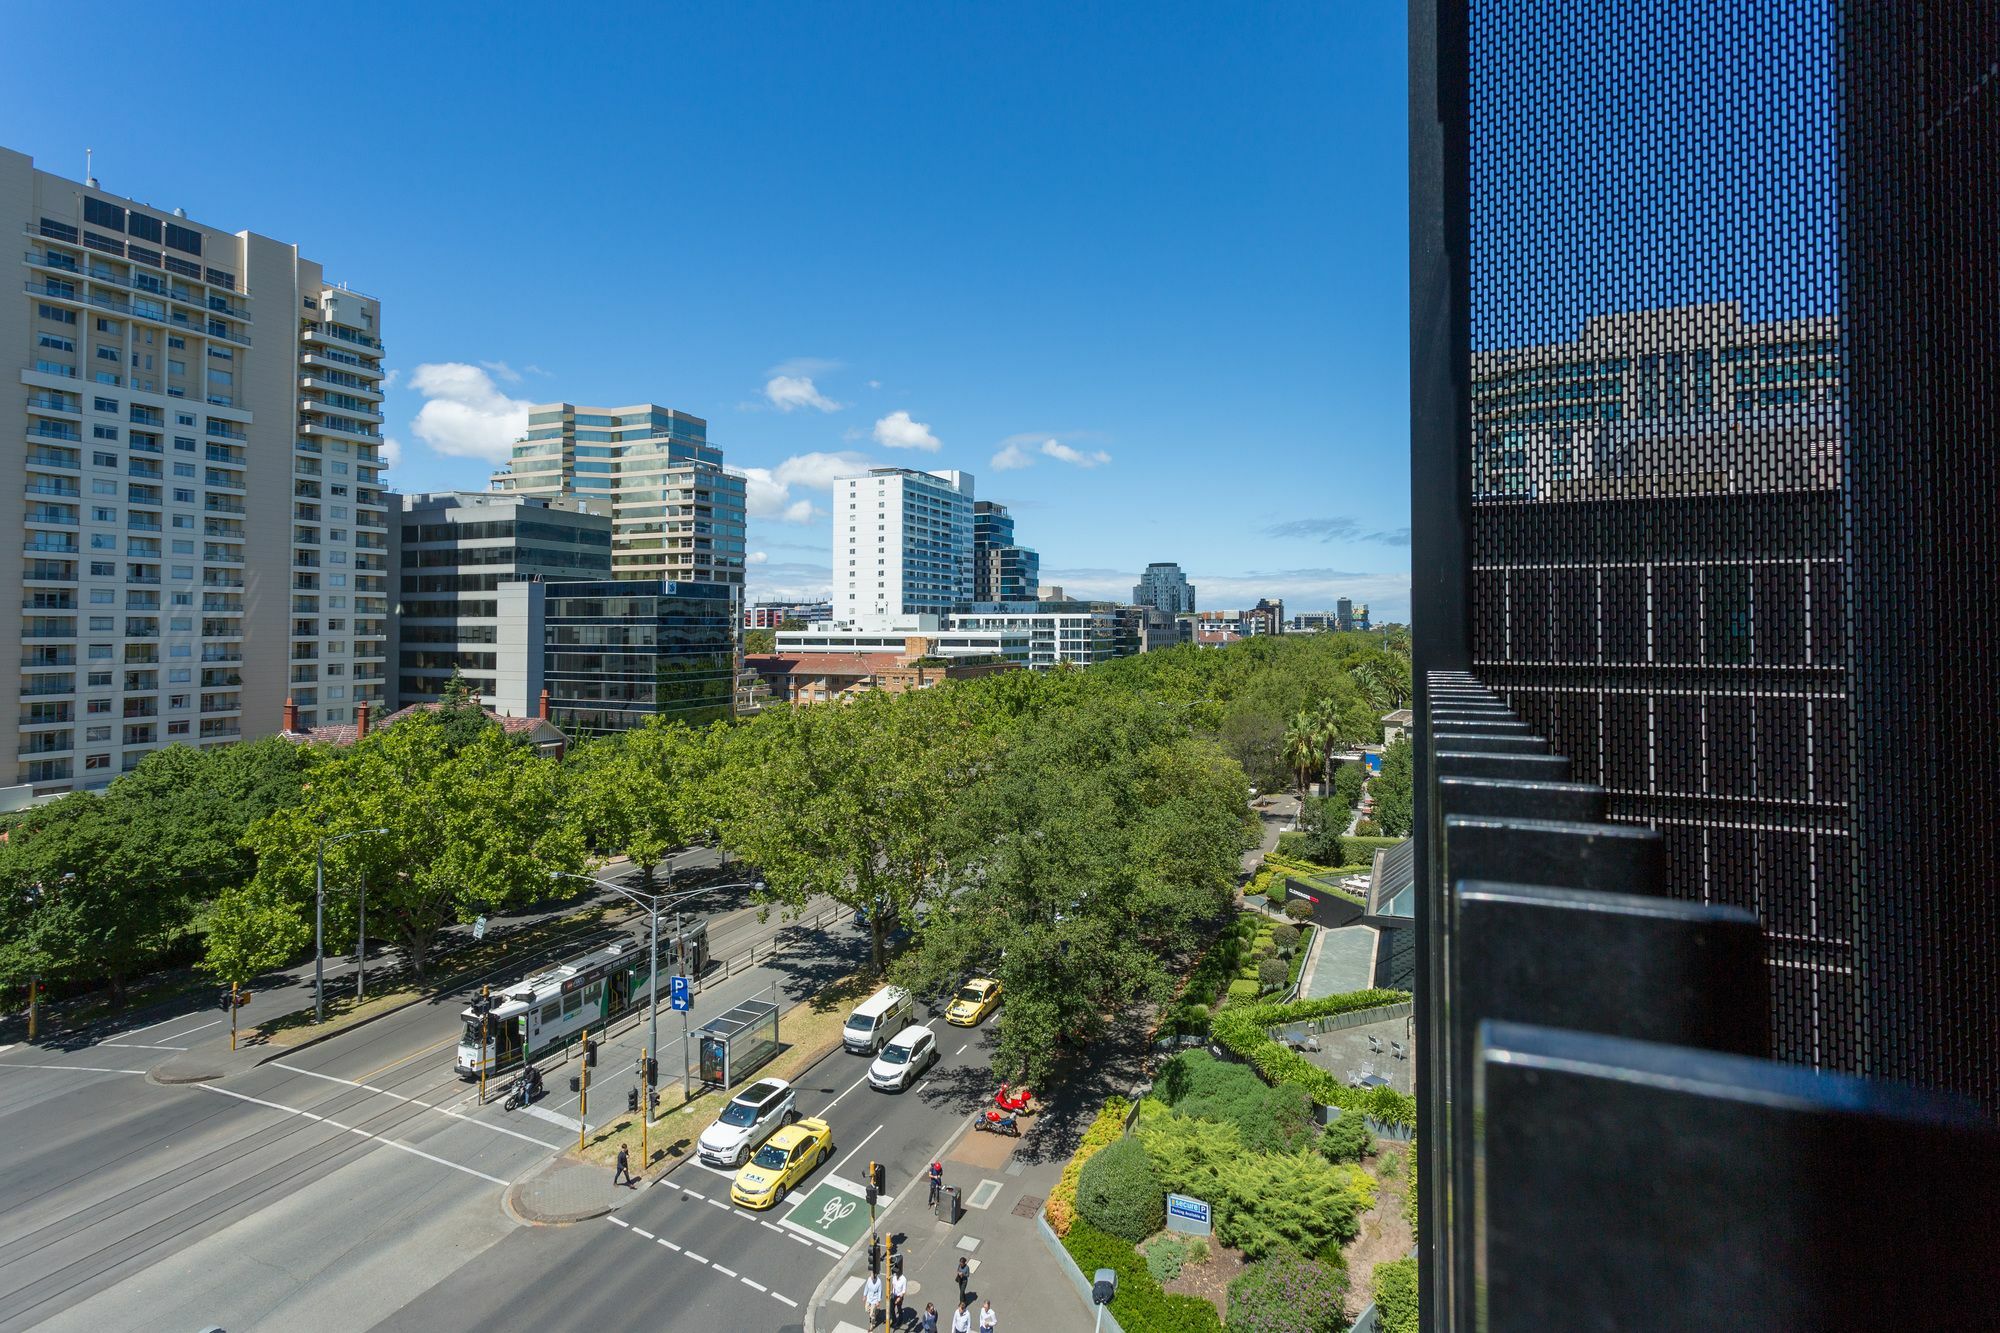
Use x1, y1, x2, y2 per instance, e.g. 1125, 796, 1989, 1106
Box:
1166, 1192, 1213, 1236
473, 916, 487, 941
669, 975, 691, 1011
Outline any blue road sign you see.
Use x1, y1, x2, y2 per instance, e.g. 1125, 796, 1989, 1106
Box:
670, 975, 692, 1011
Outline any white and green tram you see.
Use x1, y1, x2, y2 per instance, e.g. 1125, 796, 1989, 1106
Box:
454, 922, 708, 1079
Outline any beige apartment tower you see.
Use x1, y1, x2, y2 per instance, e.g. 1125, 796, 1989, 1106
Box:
490, 402, 746, 587
2, 146, 387, 797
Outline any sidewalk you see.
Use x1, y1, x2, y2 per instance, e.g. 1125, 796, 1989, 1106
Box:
811, 1020, 1156, 1333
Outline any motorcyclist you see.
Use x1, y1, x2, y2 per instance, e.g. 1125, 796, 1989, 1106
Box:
521, 1062, 542, 1103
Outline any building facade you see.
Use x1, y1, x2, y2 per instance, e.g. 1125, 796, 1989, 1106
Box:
3, 147, 387, 795
971, 500, 1040, 602
950, 601, 1123, 670
776, 619, 1030, 664
745, 639, 1021, 706
395, 491, 612, 712
533, 579, 737, 735
744, 600, 832, 629
1132, 561, 1195, 615
832, 468, 974, 622
490, 402, 746, 589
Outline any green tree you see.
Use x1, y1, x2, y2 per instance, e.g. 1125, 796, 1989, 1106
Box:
1283, 715, 1322, 793
1371, 736, 1414, 838
1219, 705, 1288, 792
108, 737, 316, 907
563, 720, 714, 891
744, 628, 776, 655
231, 710, 582, 980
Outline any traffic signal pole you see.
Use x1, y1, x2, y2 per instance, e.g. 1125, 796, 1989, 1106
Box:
230, 982, 239, 1051
640, 1047, 649, 1167
477, 984, 490, 1103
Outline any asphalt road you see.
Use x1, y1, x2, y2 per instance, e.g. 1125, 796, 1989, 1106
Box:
0, 856, 897, 1333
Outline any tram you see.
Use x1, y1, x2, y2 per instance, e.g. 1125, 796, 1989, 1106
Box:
454, 920, 709, 1079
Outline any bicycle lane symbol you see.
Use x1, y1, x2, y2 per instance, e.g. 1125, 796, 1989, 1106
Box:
782, 1181, 873, 1248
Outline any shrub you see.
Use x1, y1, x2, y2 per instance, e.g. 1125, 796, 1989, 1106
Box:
1226, 979, 1260, 999
1139, 1115, 1376, 1259
1162, 1051, 1317, 1154
1338, 834, 1404, 868
1283, 899, 1314, 922
1269, 923, 1299, 951
1142, 1232, 1208, 1284
1320, 1109, 1375, 1163
1047, 1096, 1129, 1237
1373, 1257, 1419, 1333
1226, 1252, 1351, 1333
1209, 989, 1418, 1129
1076, 1135, 1165, 1243
1354, 818, 1383, 837
1276, 830, 1309, 859
1256, 957, 1288, 990
1062, 1219, 1225, 1333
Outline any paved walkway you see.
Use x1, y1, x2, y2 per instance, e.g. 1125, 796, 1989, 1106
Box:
1304, 924, 1380, 999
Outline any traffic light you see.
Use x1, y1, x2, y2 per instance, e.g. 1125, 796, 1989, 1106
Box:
866, 1161, 879, 1207
867, 1239, 881, 1275
219, 989, 235, 1013
888, 1236, 901, 1275
628, 1086, 640, 1114
644, 1057, 658, 1085
583, 1037, 598, 1067
648, 1088, 661, 1114
871, 1161, 887, 1195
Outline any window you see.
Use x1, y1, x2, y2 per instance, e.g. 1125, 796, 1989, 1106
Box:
91, 479, 117, 496
171, 540, 194, 554
170, 695, 190, 710
94, 371, 119, 386
89, 561, 115, 577
89, 616, 114, 632
84, 197, 125, 231
39, 334, 75, 352
168, 336, 185, 350
171, 565, 192, 579
92, 451, 117, 468
171, 515, 193, 530
171, 593, 190, 607
85, 753, 110, 770
38, 304, 76, 324
95, 347, 120, 363
91, 507, 116, 523
169, 644, 190, 658
127, 211, 162, 244
96, 318, 120, 334
93, 425, 118, 440
168, 668, 190, 683
173, 488, 193, 504
163, 222, 201, 256
89, 534, 117, 550
167, 720, 189, 735
207, 369, 232, 387
90, 589, 115, 604
168, 361, 186, 378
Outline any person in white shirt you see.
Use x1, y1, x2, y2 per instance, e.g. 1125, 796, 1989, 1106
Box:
952, 1298, 974, 1333
863, 1272, 884, 1328
979, 1298, 997, 1330
891, 1269, 909, 1322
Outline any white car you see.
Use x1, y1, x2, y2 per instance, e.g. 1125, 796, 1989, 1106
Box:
697, 1078, 797, 1168
868, 1025, 940, 1092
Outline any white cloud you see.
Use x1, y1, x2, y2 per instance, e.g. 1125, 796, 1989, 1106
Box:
764, 375, 844, 413
867, 379, 881, 389
736, 450, 874, 525
872, 410, 941, 451
381, 436, 405, 470
747, 551, 769, 565
479, 360, 524, 384
405, 362, 533, 464
1041, 438, 1111, 468
991, 441, 1035, 470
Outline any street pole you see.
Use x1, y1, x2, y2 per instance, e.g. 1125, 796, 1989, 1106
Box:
478, 984, 489, 1103
230, 982, 239, 1051
579, 1053, 589, 1152
26, 975, 37, 1044
314, 840, 326, 1024
683, 1007, 691, 1100
641, 1045, 650, 1166
647, 901, 659, 1097
356, 868, 367, 1003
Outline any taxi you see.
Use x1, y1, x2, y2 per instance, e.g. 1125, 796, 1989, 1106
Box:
945, 977, 1002, 1027
730, 1116, 834, 1210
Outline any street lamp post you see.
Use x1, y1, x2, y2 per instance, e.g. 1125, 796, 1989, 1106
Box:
316, 827, 390, 1024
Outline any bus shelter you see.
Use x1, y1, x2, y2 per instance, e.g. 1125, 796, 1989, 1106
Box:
696, 999, 780, 1090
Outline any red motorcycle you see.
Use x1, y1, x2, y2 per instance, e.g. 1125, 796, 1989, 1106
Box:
994, 1083, 1035, 1115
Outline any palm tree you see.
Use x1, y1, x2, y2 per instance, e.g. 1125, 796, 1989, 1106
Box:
1283, 716, 1321, 793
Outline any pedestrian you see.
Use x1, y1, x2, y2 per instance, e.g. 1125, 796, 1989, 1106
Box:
952, 1299, 973, 1333
863, 1270, 884, 1329
956, 1254, 970, 1303
612, 1143, 636, 1188
979, 1299, 997, 1331
928, 1160, 944, 1209
891, 1266, 908, 1322
920, 1301, 939, 1333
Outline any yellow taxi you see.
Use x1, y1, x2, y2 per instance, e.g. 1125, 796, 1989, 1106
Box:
945, 977, 1002, 1027
729, 1116, 833, 1210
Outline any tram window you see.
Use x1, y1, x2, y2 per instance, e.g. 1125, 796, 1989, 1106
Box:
562, 992, 582, 1019
584, 982, 602, 1006
541, 1002, 560, 1025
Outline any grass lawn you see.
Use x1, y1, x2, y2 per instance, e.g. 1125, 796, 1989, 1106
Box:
581, 969, 880, 1171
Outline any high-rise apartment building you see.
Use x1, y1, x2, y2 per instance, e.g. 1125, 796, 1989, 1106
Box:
1336, 597, 1354, 631
972, 500, 1040, 602
1132, 561, 1195, 615
832, 468, 975, 623
2, 147, 387, 795
395, 491, 612, 710
744, 601, 832, 630
490, 403, 746, 589
532, 579, 737, 735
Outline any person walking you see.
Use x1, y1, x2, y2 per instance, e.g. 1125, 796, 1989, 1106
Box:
955, 1254, 971, 1303
863, 1270, 885, 1329
612, 1143, 637, 1188
891, 1267, 908, 1323
919, 1302, 939, 1333
951, 1299, 973, 1333
979, 1299, 997, 1331
928, 1160, 944, 1209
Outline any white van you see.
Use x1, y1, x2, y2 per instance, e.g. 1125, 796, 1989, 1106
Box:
843, 986, 914, 1055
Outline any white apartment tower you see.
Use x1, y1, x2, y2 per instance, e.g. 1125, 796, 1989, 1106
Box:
3, 147, 387, 796
834, 468, 975, 623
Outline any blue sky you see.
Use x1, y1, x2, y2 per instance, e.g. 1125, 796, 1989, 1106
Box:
1, 3, 1412, 617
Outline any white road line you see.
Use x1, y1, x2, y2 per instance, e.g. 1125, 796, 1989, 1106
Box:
99, 1042, 187, 1051
760, 1220, 784, 1234
955, 1043, 967, 1055
818, 1065, 878, 1117
0, 1045, 13, 1057
608, 1217, 630, 1228
659, 1238, 682, 1251
197, 1083, 510, 1187
828, 1124, 884, 1185
685, 1251, 710, 1264
706, 1197, 732, 1212
773, 1293, 799, 1308
517, 1103, 583, 1133
153, 1017, 225, 1041
0, 1062, 147, 1076
272, 1062, 566, 1149
713, 1264, 739, 1278
741, 1278, 767, 1293
631, 1227, 655, 1239
677, 1185, 708, 1200
122, 1012, 207, 1038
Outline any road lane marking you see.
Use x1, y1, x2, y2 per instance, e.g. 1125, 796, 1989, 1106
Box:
121, 1012, 208, 1038
773, 1293, 799, 1308
741, 1278, 767, 1292
152, 1018, 225, 1041
197, 1083, 510, 1187
685, 1251, 710, 1264
955, 1043, 967, 1055
828, 1124, 883, 1184
519, 1103, 582, 1133
713, 1264, 739, 1277
271, 1062, 565, 1149
631, 1227, 654, 1239
818, 1065, 878, 1117
100, 1042, 187, 1051
0, 1062, 146, 1075
608, 1217, 629, 1227
706, 1197, 733, 1212
659, 1238, 682, 1251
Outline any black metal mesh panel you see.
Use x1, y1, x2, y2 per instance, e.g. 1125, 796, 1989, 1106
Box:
1454, 0, 2000, 1111
1464, 1, 1853, 1073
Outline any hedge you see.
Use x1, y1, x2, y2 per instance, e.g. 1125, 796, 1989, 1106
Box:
1048, 1096, 1129, 1236
1210, 989, 1418, 1129
1372, 1256, 1419, 1333
1076, 1135, 1165, 1243
1061, 1218, 1224, 1333
1338, 834, 1405, 867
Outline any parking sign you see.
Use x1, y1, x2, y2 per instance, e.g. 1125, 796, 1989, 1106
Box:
670, 975, 691, 1011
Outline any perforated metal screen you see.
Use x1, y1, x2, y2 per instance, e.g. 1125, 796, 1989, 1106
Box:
1445, 1, 1998, 1105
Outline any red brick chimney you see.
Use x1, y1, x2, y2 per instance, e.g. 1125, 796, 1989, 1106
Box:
356, 700, 370, 739
539, 688, 551, 721
283, 696, 299, 734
